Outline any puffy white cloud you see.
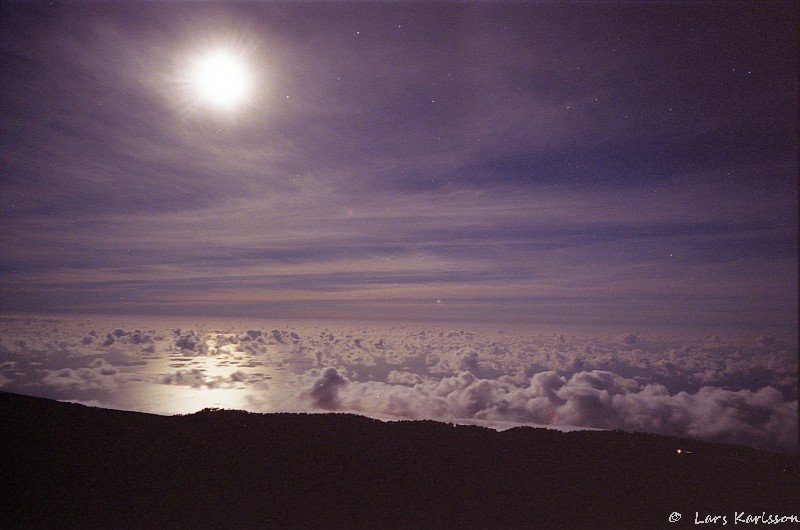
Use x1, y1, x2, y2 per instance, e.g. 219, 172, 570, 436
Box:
158, 369, 261, 389
304, 367, 347, 410
40, 358, 120, 393
298, 367, 796, 453
386, 370, 425, 386
174, 331, 205, 353
0, 361, 16, 387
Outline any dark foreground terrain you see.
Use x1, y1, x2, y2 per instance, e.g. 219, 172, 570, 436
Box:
1, 391, 797, 529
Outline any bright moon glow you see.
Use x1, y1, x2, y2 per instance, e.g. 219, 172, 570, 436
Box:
192, 49, 251, 109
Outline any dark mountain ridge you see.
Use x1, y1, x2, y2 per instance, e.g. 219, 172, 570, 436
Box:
1, 391, 797, 529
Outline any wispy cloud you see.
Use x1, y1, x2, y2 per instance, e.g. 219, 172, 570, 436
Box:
0, 2, 796, 326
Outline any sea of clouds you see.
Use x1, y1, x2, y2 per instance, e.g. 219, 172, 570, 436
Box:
0, 316, 796, 453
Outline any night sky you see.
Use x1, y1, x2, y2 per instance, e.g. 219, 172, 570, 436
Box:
1, 1, 797, 330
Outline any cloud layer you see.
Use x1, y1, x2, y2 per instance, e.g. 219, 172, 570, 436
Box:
0, 316, 795, 454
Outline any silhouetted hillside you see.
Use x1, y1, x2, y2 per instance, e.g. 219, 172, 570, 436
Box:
1, 391, 797, 529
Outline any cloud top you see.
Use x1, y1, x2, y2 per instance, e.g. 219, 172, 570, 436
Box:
0, 316, 796, 453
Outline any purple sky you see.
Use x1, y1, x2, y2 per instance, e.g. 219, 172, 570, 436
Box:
0, 2, 797, 328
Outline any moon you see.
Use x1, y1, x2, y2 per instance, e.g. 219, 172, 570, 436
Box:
191, 48, 252, 110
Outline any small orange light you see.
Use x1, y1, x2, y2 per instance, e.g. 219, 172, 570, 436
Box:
676, 449, 682, 455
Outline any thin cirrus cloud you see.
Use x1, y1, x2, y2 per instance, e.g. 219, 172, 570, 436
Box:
0, 2, 796, 328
